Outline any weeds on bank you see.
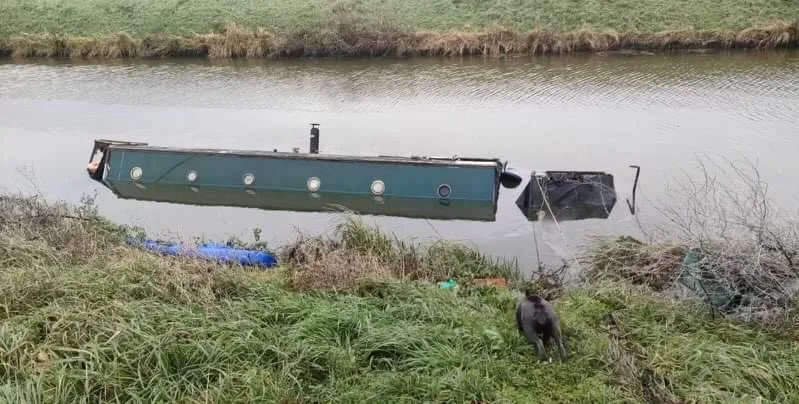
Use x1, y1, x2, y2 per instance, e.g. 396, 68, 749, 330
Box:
1, 268, 797, 402
1, 190, 798, 402
0, 192, 129, 268
581, 282, 799, 403
587, 155, 799, 329
2, 0, 798, 58
3, 20, 798, 59
280, 214, 519, 292
0, 192, 517, 306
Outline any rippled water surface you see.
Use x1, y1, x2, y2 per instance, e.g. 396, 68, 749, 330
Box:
2, 51, 798, 269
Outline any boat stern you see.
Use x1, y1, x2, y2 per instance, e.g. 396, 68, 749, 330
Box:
86, 139, 149, 183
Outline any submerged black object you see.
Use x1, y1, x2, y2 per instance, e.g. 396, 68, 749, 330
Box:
500, 170, 523, 189
515, 171, 617, 221
499, 161, 523, 189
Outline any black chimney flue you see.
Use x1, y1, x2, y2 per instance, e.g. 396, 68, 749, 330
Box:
309, 123, 320, 154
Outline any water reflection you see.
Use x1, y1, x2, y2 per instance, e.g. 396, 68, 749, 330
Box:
2, 52, 797, 121
1, 50, 797, 270
107, 181, 499, 222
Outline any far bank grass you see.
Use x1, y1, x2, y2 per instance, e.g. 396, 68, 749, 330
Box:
1, 193, 799, 402
1, 0, 797, 58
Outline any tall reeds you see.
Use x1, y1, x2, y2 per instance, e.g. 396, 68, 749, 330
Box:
4, 21, 798, 59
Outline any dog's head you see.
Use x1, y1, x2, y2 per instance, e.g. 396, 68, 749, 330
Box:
523, 288, 544, 303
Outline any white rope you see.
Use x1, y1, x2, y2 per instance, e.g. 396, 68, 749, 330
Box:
534, 175, 584, 272
531, 221, 544, 272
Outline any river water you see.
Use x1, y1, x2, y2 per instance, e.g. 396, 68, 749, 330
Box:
1, 51, 798, 271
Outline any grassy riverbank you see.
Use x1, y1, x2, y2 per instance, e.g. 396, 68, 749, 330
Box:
1, 192, 798, 402
1, 0, 797, 58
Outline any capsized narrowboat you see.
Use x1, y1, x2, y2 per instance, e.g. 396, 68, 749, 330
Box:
86, 124, 618, 222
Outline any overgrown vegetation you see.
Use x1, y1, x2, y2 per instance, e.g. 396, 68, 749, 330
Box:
1, 0, 797, 58
586, 156, 799, 329
0, 193, 128, 268
1, 186, 798, 402
280, 214, 519, 292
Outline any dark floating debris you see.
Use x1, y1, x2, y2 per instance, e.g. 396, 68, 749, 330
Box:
515, 170, 617, 222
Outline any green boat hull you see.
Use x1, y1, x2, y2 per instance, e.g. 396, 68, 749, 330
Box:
107, 182, 498, 221
88, 140, 505, 221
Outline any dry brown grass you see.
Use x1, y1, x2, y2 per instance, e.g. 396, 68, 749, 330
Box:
279, 215, 518, 292
196, 25, 278, 58
586, 155, 799, 329
585, 236, 687, 291
587, 237, 799, 328
3, 21, 797, 59
285, 249, 395, 292
0, 192, 275, 311
0, 191, 514, 301
0, 193, 126, 267
8, 33, 139, 58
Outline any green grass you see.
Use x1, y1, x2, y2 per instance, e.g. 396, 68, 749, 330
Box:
2, 193, 799, 402
2, 264, 797, 402
1, 0, 796, 37
1, 0, 797, 57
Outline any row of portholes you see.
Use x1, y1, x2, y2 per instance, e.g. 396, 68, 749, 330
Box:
129, 166, 452, 198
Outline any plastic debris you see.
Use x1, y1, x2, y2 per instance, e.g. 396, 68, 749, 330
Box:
473, 278, 509, 288
437, 278, 458, 290
676, 247, 750, 313
126, 237, 278, 269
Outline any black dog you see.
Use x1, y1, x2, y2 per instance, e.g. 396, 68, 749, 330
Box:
515, 290, 568, 362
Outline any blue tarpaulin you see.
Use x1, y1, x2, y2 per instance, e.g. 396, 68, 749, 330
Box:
126, 237, 278, 269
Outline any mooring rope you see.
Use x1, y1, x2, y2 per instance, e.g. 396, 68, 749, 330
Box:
531, 221, 544, 272
534, 175, 584, 273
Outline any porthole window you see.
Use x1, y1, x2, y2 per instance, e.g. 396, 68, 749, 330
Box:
437, 184, 452, 199
130, 166, 143, 181
371, 180, 385, 196
307, 177, 321, 192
